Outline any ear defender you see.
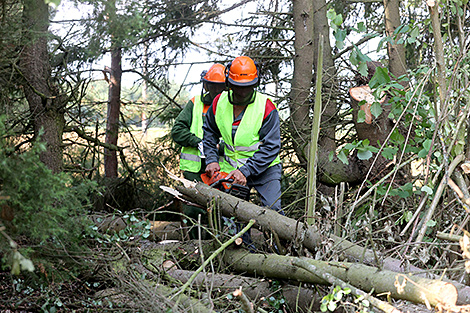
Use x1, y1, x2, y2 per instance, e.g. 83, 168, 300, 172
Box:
253, 61, 260, 87
200, 70, 208, 82
225, 61, 232, 88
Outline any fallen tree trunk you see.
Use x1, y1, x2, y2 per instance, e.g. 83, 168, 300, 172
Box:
292, 258, 402, 313
176, 182, 470, 304
177, 183, 421, 270
224, 250, 458, 308
166, 269, 322, 312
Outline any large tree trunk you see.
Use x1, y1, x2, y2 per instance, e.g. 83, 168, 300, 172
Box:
224, 250, 458, 307
174, 181, 470, 304
384, 0, 407, 86
312, 0, 337, 154
290, 0, 364, 186
289, 0, 314, 164
104, 46, 122, 178
20, 0, 64, 173
177, 182, 415, 269
104, 0, 122, 178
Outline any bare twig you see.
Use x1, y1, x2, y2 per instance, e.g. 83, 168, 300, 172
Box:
414, 154, 465, 244
233, 288, 254, 313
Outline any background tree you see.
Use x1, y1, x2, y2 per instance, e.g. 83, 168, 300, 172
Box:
17, 0, 65, 173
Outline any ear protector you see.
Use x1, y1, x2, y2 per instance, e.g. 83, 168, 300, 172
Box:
200, 70, 208, 82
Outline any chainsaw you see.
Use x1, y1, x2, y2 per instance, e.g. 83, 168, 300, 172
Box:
201, 171, 250, 201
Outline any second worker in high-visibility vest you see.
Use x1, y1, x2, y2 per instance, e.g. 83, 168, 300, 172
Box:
171, 63, 227, 238
203, 56, 283, 214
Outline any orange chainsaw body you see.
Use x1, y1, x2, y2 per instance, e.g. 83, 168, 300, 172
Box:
200, 171, 250, 200
201, 171, 230, 189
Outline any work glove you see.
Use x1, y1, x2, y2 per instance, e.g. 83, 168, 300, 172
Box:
198, 141, 205, 158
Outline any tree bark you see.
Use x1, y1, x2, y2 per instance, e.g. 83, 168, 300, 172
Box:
20, 0, 64, 173
312, 0, 337, 154
290, 0, 364, 186
383, 0, 408, 87
224, 250, 458, 307
177, 183, 411, 268
292, 258, 402, 313
175, 181, 470, 304
428, 0, 446, 116
104, 46, 122, 178
289, 0, 314, 164
104, 0, 122, 178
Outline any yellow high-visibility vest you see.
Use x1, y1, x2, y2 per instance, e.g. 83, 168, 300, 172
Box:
215, 91, 280, 172
179, 96, 205, 172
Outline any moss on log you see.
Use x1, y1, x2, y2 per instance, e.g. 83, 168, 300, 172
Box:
224, 250, 458, 308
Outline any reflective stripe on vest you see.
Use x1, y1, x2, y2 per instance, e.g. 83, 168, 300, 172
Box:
180, 152, 201, 162
215, 91, 280, 171
179, 96, 205, 172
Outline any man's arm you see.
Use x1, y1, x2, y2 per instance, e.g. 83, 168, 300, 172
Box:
238, 100, 281, 178
171, 99, 200, 147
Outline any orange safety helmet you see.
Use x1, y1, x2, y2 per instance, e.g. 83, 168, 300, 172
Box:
201, 63, 226, 84
226, 56, 259, 87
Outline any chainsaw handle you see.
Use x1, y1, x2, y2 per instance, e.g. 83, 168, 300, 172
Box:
209, 178, 234, 188
210, 178, 251, 201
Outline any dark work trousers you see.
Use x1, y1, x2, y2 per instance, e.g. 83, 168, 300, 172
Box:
238, 178, 284, 251
182, 159, 207, 239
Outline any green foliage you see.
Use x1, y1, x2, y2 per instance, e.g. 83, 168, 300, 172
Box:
320, 285, 351, 312
396, 210, 413, 226
353, 294, 372, 313
333, 139, 379, 165
327, 9, 346, 49
44, 0, 61, 7
260, 280, 287, 313
321, 286, 373, 313
0, 116, 97, 254
88, 211, 152, 243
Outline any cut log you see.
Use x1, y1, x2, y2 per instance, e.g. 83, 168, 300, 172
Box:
349, 85, 386, 124
175, 182, 470, 304
224, 250, 458, 308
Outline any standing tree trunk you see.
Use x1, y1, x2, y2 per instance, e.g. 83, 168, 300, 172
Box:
141, 42, 149, 136
428, 0, 446, 116
104, 46, 122, 178
290, 0, 363, 186
289, 0, 314, 165
20, 0, 64, 173
384, 0, 408, 87
312, 0, 337, 154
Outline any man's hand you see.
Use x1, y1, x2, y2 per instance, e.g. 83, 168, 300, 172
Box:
226, 169, 247, 186
205, 162, 220, 177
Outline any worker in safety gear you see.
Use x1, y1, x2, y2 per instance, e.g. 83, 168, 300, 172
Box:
171, 63, 227, 238
203, 56, 283, 224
